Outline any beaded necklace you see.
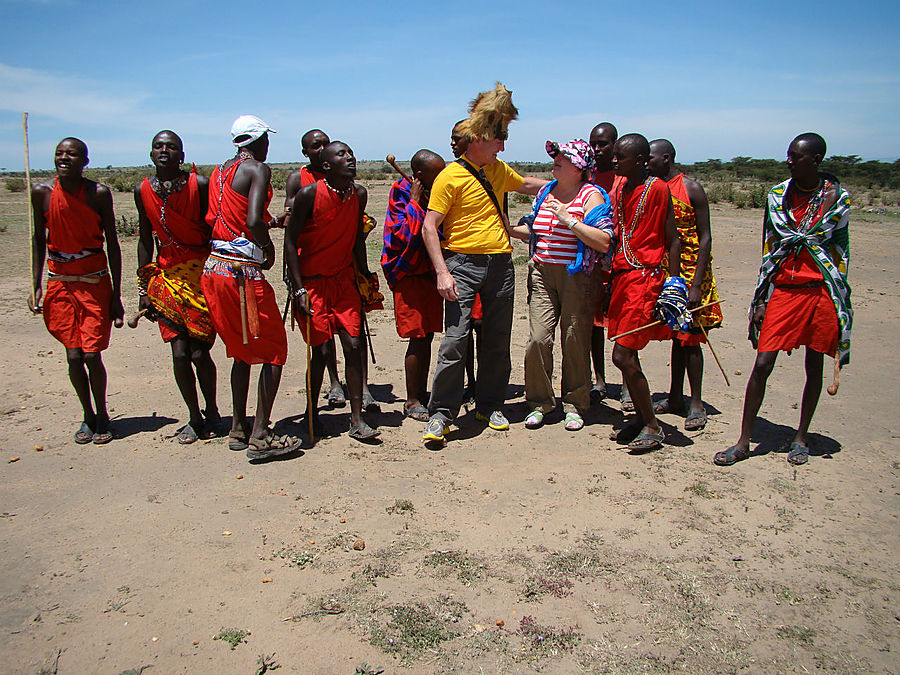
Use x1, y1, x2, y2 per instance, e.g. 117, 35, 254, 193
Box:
789, 178, 827, 234
324, 176, 354, 201
615, 176, 658, 270
149, 171, 190, 249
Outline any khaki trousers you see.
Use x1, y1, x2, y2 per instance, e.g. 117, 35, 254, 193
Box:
524, 260, 598, 414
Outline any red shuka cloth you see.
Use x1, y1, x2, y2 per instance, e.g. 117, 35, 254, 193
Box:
757, 196, 836, 355
393, 274, 442, 338
296, 180, 359, 278
43, 179, 112, 350
300, 166, 324, 187
206, 161, 273, 241
201, 159, 286, 365
607, 178, 671, 350
140, 171, 210, 268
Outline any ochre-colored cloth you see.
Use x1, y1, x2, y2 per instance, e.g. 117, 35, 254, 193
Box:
202, 158, 285, 365
44, 276, 113, 351
201, 267, 287, 365
428, 155, 524, 254
299, 166, 324, 187
138, 261, 214, 343
607, 269, 668, 351
296, 180, 359, 278
393, 274, 443, 338
297, 267, 362, 346
44, 179, 112, 351
139, 172, 210, 268
664, 173, 723, 335
757, 284, 838, 356
206, 160, 273, 240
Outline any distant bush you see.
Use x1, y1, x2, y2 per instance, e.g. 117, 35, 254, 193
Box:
116, 214, 138, 236
512, 192, 532, 205
5, 177, 26, 192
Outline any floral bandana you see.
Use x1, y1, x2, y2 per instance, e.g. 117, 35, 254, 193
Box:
545, 139, 595, 172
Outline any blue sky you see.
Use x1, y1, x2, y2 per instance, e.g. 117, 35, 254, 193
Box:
1, 0, 898, 170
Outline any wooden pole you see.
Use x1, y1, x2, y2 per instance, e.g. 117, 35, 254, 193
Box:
609, 300, 726, 342
699, 323, 730, 386
23, 112, 36, 310
306, 311, 314, 444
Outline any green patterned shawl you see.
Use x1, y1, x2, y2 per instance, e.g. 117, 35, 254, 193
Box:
750, 177, 852, 367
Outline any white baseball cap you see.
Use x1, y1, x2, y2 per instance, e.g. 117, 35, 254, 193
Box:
230, 115, 277, 147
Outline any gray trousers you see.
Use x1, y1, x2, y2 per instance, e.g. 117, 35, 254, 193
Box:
428, 251, 515, 422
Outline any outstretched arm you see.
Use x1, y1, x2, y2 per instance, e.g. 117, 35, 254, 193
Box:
517, 176, 549, 196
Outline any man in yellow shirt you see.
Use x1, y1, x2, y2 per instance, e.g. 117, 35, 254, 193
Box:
421, 83, 546, 444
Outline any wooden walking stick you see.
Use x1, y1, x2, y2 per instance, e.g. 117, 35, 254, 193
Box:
827, 358, 840, 396
127, 308, 149, 328
306, 311, 314, 444
23, 112, 36, 311
609, 300, 726, 341
385, 154, 411, 183
698, 323, 730, 386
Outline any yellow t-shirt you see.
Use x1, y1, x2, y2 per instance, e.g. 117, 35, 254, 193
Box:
428, 156, 524, 254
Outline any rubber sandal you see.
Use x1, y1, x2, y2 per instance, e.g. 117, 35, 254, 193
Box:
610, 421, 643, 444
176, 422, 201, 445
714, 445, 750, 466
564, 411, 584, 432
787, 441, 810, 466
590, 384, 607, 403
363, 390, 381, 413
403, 404, 430, 422
202, 409, 226, 439
524, 410, 544, 429
627, 427, 664, 452
246, 432, 302, 460
620, 398, 635, 413
92, 429, 113, 445
74, 422, 94, 445
327, 383, 346, 408
349, 422, 381, 443
228, 429, 249, 451
653, 397, 685, 415
684, 408, 708, 431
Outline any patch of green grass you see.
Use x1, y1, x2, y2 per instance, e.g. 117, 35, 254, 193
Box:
213, 627, 249, 650
271, 546, 315, 568
255, 653, 281, 674
518, 615, 581, 654
684, 481, 714, 498
368, 597, 466, 659
776, 625, 816, 645
423, 550, 488, 584
386, 498, 414, 514
520, 573, 574, 600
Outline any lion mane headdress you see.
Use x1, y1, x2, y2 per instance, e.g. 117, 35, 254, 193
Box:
456, 82, 519, 142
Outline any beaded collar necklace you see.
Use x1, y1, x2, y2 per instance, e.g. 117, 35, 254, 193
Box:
789, 178, 828, 234
324, 177, 354, 201
614, 176, 658, 270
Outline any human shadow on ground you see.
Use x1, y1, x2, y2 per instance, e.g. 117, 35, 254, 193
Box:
275, 411, 384, 448
368, 382, 400, 405
748, 417, 842, 459
111, 413, 178, 439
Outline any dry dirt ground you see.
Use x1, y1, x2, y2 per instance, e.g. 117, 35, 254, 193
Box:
0, 177, 898, 674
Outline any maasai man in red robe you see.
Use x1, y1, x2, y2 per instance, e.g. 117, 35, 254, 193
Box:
716, 133, 851, 467
607, 133, 680, 452
648, 139, 723, 432
588, 122, 624, 406
200, 115, 300, 461
380, 149, 446, 421
286, 141, 380, 442
135, 130, 220, 444
29, 138, 124, 445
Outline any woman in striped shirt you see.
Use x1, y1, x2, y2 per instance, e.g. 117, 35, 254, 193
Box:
510, 140, 613, 431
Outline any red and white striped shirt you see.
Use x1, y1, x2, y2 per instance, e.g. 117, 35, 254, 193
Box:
532, 183, 602, 265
